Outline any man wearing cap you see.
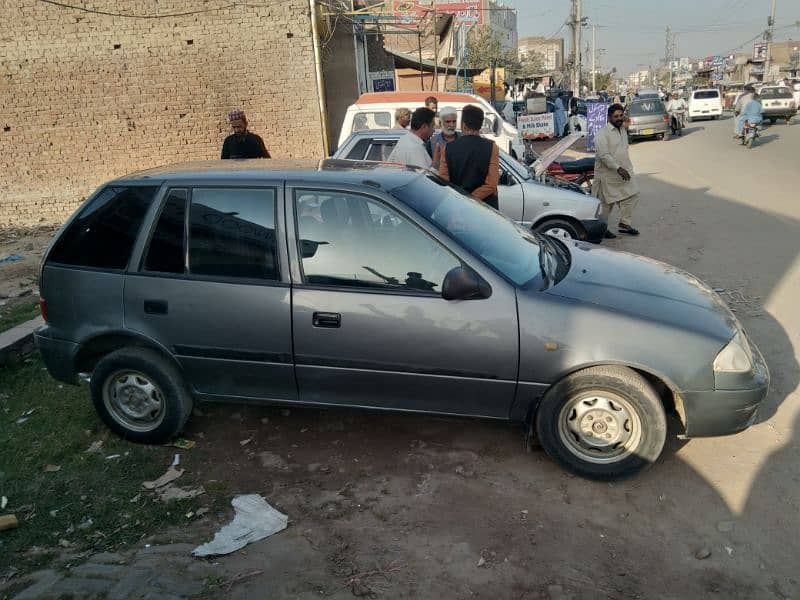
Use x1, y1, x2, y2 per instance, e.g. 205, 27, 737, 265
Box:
221, 110, 271, 159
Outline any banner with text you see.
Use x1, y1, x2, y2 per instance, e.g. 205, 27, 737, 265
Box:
586, 102, 609, 152
392, 1, 482, 25
518, 113, 555, 139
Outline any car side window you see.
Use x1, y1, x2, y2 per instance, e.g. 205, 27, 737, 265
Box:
143, 188, 187, 274
346, 139, 372, 160
294, 190, 459, 294
366, 141, 397, 161
48, 185, 159, 270
188, 188, 279, 281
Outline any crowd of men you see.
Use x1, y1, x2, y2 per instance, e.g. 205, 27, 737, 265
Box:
218, 97, 641, 237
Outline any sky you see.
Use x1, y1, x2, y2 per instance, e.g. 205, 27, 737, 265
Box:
503, 0, 800, 76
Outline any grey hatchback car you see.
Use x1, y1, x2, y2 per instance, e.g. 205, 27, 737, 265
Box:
35, 160, 769, 479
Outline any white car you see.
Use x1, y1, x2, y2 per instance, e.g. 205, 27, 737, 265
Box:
687, 89, 723, 121
333, 130, 607, 243
337, 91, 526, 161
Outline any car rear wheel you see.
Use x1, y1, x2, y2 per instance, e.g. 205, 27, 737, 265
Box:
534, 218, 583, 241
91, 347, 193, 444
535, 366, 667, 480
769, 117, 777, 124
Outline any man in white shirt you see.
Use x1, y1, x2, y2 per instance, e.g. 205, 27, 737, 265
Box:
387, 107, 435, 169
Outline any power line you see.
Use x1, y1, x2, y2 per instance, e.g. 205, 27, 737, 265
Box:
37, 0, 245, 19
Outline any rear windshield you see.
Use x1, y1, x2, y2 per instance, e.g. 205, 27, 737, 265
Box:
48, 185, 159, 270
629, 100, 665, 115
693, 90, 720, 99
759, 87, 792, 99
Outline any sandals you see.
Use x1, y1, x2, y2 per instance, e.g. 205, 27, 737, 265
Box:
618, 224, 640, 236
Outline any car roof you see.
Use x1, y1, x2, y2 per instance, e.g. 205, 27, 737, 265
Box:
113, 159, 427, 190
354, 91, 483, 106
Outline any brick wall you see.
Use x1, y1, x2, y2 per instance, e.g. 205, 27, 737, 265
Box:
0, 0, 325, 225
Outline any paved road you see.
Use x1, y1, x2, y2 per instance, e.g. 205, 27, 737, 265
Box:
10, 115, 800, 600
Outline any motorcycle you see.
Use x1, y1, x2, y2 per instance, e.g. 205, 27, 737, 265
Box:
740, 121, 758, 148
669, 110, 685, 136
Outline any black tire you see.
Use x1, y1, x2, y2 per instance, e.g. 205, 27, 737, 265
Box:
657, 133, 666, 141
535, 365, 667, 480
534, 218, 583, 241
769, 118, 776, 124
746, 136, 754, 149
90, 347, 193, 444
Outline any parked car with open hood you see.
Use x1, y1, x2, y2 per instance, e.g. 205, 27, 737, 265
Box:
334, 129, 605, 242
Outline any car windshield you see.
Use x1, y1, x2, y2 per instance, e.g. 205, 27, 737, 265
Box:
759, 87, 792, 99
392, 174, 569, 287
629, 100, 665, 115
693, 90, 719, 99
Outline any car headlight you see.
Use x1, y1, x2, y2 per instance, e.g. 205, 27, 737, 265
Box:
713, 332, 753, 373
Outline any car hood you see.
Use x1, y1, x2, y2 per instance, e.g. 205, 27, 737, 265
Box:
543, 243, 738, 342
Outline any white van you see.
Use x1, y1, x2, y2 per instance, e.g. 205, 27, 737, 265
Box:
337, 91, 525, 161
687, 88, 723, 121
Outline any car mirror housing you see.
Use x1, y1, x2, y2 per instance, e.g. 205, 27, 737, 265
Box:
300, 239, 328, 259
442, 266, 492, 301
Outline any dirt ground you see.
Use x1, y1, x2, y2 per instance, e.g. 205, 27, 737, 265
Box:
0, 226, 55, 301
3, 117, 799, 599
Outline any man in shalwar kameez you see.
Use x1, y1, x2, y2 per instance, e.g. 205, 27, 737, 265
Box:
592, 103, 640, 238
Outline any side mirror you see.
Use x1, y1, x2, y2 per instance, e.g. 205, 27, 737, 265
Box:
442, 266, 492, 301
499, 170, 516, 186
299, 239, 328, 259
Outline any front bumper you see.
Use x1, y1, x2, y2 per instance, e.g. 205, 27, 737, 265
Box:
581, 218, 608, 243
34, 327, 79, 385
680, 341, 769, 437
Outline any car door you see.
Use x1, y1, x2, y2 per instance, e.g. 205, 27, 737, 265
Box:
125, 184, 296, 402
287, 186, 519, 418
497, 159, 524, 222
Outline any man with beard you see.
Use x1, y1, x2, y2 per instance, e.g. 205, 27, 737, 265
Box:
593, 103, 639, 237
220, 110, 271, 159
429, 106, 459, 170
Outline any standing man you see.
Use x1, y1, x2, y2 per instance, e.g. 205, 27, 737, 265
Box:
387, 107, 435, 169
553, 92, 568, 137
593, 103, 640, 238
394, 107, 412, 129
221, 110, 271, 159
429, 106, 459, 170
425, 96, 439, 127
439, 104, 500, 209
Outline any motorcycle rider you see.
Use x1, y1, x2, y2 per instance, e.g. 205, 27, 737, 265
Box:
734, 91, 763, 138
733, 85, 755, 122
665, 92, 686, 135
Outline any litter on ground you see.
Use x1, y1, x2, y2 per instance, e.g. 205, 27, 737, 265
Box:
192, 494, 288, 557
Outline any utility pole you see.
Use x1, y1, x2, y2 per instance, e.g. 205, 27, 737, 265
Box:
592, 23, 597, 94
665, 25, 673, 91
569, 0, 582, 95
432, 4, 438, 91
764, 0, 777, 81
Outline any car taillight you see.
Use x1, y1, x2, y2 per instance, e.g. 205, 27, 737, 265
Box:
663, 115, 669, 122
39, 298, 48, 323
791, 101, 796, 110
627, 117, 635, 125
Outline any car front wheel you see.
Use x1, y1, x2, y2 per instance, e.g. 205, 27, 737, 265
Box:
534, 218, 583, 241
535, 365, 667, 480
90, 347, 193, 444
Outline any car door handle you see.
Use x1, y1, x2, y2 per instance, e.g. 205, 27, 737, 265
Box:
144, 300, 168, 315
312, 312, 341, 328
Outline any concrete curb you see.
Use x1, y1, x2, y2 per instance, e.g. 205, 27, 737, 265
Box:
0, 316, 44, 367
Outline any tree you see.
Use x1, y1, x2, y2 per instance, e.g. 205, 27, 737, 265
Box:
594, 71, 614, 91
518, 50, 545, 77
465, 28, 521, 73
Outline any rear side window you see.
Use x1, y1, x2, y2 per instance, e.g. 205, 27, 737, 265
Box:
143, 189, 187, 274
48, 185, 158, 270
693, 90, 719, 99
345, 139, 372, 160
188, 188, 279, 281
